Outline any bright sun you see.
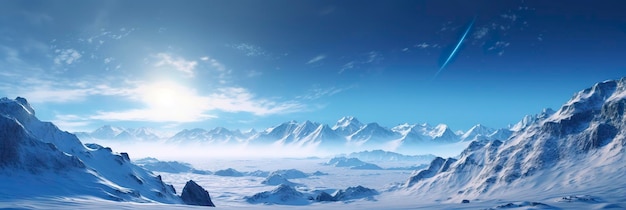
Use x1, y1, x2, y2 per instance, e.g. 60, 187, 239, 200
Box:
141, 81, 185, 109
136, 80, 211, 122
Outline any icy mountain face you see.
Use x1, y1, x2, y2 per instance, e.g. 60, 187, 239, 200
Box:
169, 127, 246, 144
510, 108, 555, 132
79, 125, 166, 141
91, 125, 126, 139
332, 116, 364, 136
461, 124, 495, 141
405, 78, 626, 200
0, 97, 182, 203
392, 123, 462, 146
460, 124, 514, 142
349, 123, 399, 145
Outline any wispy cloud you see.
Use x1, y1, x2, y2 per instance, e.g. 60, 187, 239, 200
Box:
473, 27, 489, 39
201, 55, 226, 72
306, 54, 326, 64
338, 51, 383, 74
366, 51, 382, 63
208, 87, 305, 115
414, 42, 440, 49
53, 48, 82, 65
339, 61, 355, 74
297, 86, 352, 100
230, 43, 267, 57
87, 84, 305, 123
155, 53, 198, 77
0, 77, 133, 103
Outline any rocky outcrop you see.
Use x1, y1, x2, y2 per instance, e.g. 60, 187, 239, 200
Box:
180, 180, 215, 207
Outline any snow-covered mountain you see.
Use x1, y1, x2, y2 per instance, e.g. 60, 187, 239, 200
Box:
332, 116, 364, 136
345, 150, 436, 163
0, 97, 212, 205
404, 78, 626, 202
76, 125, 166, 141
168, 127, 249, 144
348, 122, 399, 146
460, 124, 495, 141
459, 124, 516, 142
392, 123, 461, 146
82, 116, 523, 153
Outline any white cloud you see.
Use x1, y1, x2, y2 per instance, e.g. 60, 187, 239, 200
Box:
231, 43, 266, 57
208, 87, 305, 115
501, 13, 518, 22
306, 54, 326, 64
473, 27, 489, 39
51, 114, 92, 132
297, 86, 351, 100
339, 61, 355, 74
54, 48, 82, 65
0, 78, 133, 103
201, 55, 226, 72
72, 81, 306, 123
337, 51, 382, 73
414, 43, 439, 49
366, 51, 382, 63
154, 53, 198, 77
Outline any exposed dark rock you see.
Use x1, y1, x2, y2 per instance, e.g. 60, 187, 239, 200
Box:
180, 180, 215, 207
315, 192, 336, 202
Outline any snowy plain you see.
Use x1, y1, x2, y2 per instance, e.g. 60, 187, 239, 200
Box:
2, 154, 625, 210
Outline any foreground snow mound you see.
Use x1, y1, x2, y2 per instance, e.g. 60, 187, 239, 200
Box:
180, 180, 215, 207
405, 78, 626, 201
0, 97, 180, 203
245, 184, 309, 205
134, 157, 210, 174
325, 157, 382, 170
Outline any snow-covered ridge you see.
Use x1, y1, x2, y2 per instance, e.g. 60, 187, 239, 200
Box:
404, 77, 626, 201
0, 97, 213, 205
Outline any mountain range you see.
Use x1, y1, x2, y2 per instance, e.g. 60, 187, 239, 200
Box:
77, 116, 523, 153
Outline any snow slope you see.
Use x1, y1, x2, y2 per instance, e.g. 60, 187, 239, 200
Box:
0, 97, 194, 204
404, 78, 626, 202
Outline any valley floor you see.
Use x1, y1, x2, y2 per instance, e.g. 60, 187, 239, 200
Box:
1, 157, 624, 209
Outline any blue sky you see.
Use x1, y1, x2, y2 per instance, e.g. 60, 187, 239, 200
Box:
1, 0, 625, 133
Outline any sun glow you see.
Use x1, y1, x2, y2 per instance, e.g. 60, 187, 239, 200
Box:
133, 81, 214, 122
143, 82, 178, 109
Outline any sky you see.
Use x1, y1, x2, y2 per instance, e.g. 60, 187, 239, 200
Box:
1, 0, 625, 133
